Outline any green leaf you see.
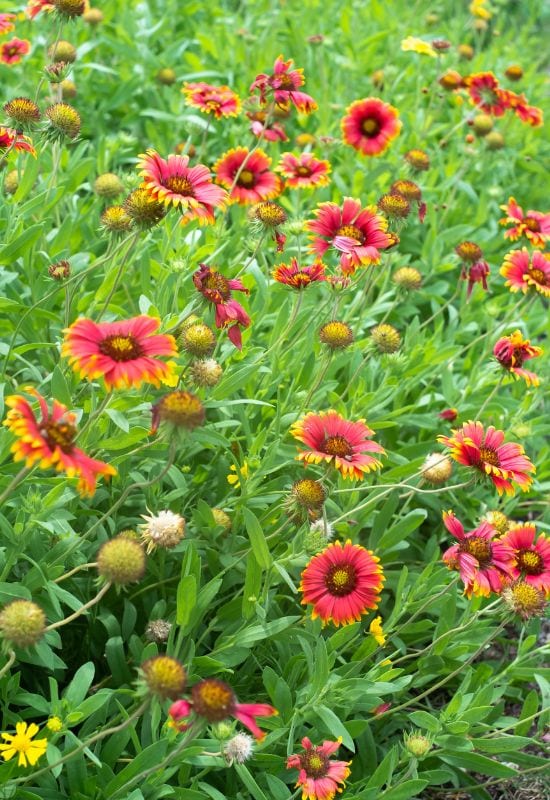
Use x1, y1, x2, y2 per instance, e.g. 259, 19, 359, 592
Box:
380, 779, 429, 800
378, 510, 427, 550
234, 764, 269, 800
0, 223, 43, 261
440, 752, 518, 778
64, 662, 95, 707
242, 508, 272, 569
314, 705, 355, 751
50, 366, 73, 407
105, 740, 169, 794
515, 689, 538, 736
367, 746, 398, 788
176, 575, 197, 626
408, 710, 440, 733
472, 736, 532, 753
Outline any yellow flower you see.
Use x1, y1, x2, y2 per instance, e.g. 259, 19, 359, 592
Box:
369, 616, 386, 646
469, 0, 492, 20
0, 722, 48, 767
46, 716, 63, 733
227, 462, 249, 489
401, 36, 437, 57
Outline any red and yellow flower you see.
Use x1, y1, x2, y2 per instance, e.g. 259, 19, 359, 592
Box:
2, 388, 116, 497
250, 54, 317, 114
500, 525, 550, 595
287, 737, 351, 800
26, 0, 55, 17
500, 249, 550, 297
493, 331, 542, 386
290, 410, 385, 480
169, 679, 277, 740
0, 127, 36, 156
0, 13, 16, 34
246, 99, 288, 142
465, 72, 511, 116
277, 152, 331, 190
62, 315, 178, 390
301, 540, 384, 626
181, 82, 241, 119
307, 197, 393, 275
214, 147, 281, 204
272, 258, 326, 290
438, 420, 535, 496
341, 97, 401, 157
137, 150, 226, 225
441, 511, 515, 597
1, 38, 31, 65
500, 197, 550, 248
507, 93, 543, 127
193, 264, 250, 349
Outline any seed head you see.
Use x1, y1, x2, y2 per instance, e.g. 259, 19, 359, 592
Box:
319, 320, 354, 350
472, 113, 494, 136
502, 580, 546, 620
291, 479, 326, 510
188, 358, 223, 388
439, 70, 463, 90
140, 655, 186, 699
83, 7, 103, 25
378, 192, 410, 219
151, 391, 205, 432
124, 188, 167, 228
4, 97, 40, 127
94, 172, 124, 198
97, 535, 146, 585
224, 733, 254, 765
485, 131, 504, 150
61, 79, 77, 99
371, 323, 401, 353
140, 510, 185, 554
45, 102, 81, 140
48, 259, 71, 280
4, 170, 20, 195
481, 510, 510, 536
504, 64, 523, 81
53, 0, 86, 18
0, 600, 46, 649
48, 40, 77, 63
458, 43, 474, 60
145, 619, 172, 644
393, 267, 422, 290
390, 179, 421, 202
404, 732, 432, 758
421, 453, 453, 484
211, 508, 232, 532
404, 149, 429, 172
371, 69, 384, 89
455, 240, 483, 263
251, 201, 287, 228
180, 322, 216, 357
156, 68, 177, 85
100, 205, 132, 234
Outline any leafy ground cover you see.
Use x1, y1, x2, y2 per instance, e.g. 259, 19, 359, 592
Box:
0, 0, 549, 798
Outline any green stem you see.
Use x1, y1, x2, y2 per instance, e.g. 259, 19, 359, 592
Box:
0, 466, 30, 506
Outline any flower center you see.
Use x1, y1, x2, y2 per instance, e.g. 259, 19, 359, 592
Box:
276, 74, 295, 91
293, 271, 313, 287
238, 169, 256, 188
529, 268, 547, 285
510, 582, 543, 611
461, 536, 492, 566
300, 750, 329, 779
478, 446, 500, 466
361, 117, 380, 136
323, 435, 353, 458
99, 334, 143, 362
336, 224, 365, 243
203, 271, 230, 301
43, 421, 77, 453
10, 733, 32, 753
296, 165, 312, 177
517, 549, 543, 575
164, 175, 194, 196
324, 563, 358, 596
523, 216, 540, 232
192, 679, 235, 721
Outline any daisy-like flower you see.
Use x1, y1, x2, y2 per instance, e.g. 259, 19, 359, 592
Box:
193, 264, 250, 349
307, 197, 393, 275
438, 420, 535, 496
493, 330, 543, 386
290, 410, 385, 480
441, 511, 515, 597
0, 722, 47, 768
499, 198, 550, 248
465, 72, 511, 116
390, 180, 426, 223
62, 315, 178, 390
301, 539, 384, 625
1, 38, 31, 65
0, 127, 36, 157
181, 82, 241, 119
287, 737, 351, 800
272, 258, 326, 290
137, 151, 226, 225
26, 0, 55, 18
507, 93, 543, 127
500, 525, 550, 595
169, 679, 277, 740
401, 36, 437, 57
277, 152, 331, 190
500, 249, 550, 297
341, 98, 401, 157
250, 54, 317, 113
2, 388, 116, 497
0, 13, 16, 34
214, 147, 281, 204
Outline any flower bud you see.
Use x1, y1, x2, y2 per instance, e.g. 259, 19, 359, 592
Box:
145, 619, 172, 643
485, 131, 504, 150
404, 732, 432, 758
100, 205, 132, 233
481, 510, 510, 536
180, 322, 216, 357
421, 453, 453, 484
97, 535, 146, 585
371, 324, 401, 353
4, 169, 19, 195
151, 391, 205, 433
393, 267, 422, 290
61, 79, 77, 99
48, 40, 77, 63
211, 508, 232, 532
0, 600, 46, 648
94, 173, 124, 199
48, 259, 71, 280
83, 7, 103, 25
156, 67, 177, 85
504, 64, 522, 81
472, 113, 494, 136
188, 358, 223, 388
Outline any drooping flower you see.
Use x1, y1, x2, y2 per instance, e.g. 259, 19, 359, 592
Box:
62, 316, 178, 390
441, 511, 515, 597
401, 36, 437, 57
26, 0, 55, 18
0, 14, 16, 35
499, 198, 550, 248
2, 388, 116, 497
0, 127, 36, 157
169, 679, 277, 740
461, 259, 490, 298
287, 737, 351, 800
193, 264, 250, 349
0, 722, 47, 768
246, 99, 289, 142
272, 258, 327, 290
250, 200, 287, 250
500, 525, 550, 595
250, 54, 317, 113
465, 72, 511, 116
507, 93, 543, 127
290, 410, 385, 480
214, 147, 281, 204
341, 98, 401, 157
439, 408, 458, 422
438, 420, 535, 496
277, 152, 331, 189
137, 150, 226, 225
493, 331, 543, 386
1, 38, 31, 65
181, 82, 241, 119
301, 539, 384, 625
500, 249, 550, 297
307, 197, 393, 275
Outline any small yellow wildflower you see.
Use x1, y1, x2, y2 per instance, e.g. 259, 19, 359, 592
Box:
369, 616, 386, 646
469, 0, 492, 20
227, 462, 249, 489
46, 717, 63, 733
0, 722, 48, 767
401, 37, 437, 58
